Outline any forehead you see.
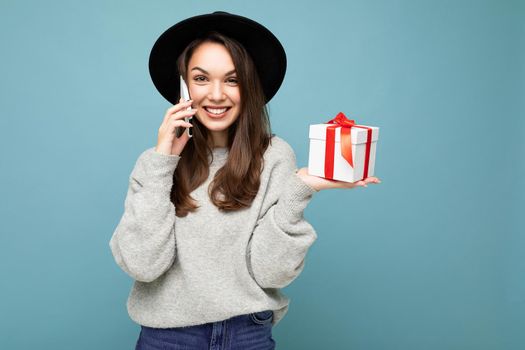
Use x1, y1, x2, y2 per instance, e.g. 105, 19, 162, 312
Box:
188, 42, 235, 72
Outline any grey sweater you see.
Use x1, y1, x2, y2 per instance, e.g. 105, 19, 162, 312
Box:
109, 136, 318, 328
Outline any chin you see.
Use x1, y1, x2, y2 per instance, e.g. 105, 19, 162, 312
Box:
205, 126, 230, 132
197, 116, 236, 131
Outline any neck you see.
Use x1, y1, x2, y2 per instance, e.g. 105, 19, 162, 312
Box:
209, 130, 228, 148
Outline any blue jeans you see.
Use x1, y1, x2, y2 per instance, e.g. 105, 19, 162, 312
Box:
135, 310, 276, 350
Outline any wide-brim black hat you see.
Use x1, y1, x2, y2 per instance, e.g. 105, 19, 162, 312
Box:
149, 11, 287, 105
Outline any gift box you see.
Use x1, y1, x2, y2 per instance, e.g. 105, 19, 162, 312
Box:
308, 112, 379, 183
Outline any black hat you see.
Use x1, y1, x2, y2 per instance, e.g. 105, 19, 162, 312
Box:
148, 11, 287, 105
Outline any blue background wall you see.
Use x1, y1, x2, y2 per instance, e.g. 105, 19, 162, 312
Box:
1, 0, 523, 349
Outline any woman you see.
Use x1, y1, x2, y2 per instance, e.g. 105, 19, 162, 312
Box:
109, 11, 380, 350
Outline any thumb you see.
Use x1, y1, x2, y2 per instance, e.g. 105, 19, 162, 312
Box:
171, 130, 191, 155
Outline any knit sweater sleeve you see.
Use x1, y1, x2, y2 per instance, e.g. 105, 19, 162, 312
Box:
246, 140, 318, 289
109, 147, 180, 283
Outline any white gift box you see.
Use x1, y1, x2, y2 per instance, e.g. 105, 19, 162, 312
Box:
308, 123, 379, 183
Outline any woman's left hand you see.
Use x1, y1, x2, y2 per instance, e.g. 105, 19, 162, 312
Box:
296, 167, 381, 192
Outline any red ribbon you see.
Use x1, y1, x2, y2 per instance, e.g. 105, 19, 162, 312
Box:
324, 112, 373, 181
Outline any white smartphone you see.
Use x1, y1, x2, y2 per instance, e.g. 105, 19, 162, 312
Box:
179, 75, 193, 138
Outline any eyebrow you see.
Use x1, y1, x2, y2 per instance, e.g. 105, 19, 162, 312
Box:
190, 67, 237, 75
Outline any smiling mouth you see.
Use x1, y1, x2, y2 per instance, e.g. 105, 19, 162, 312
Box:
204, 106, 231, 114
203, 106, 231, 118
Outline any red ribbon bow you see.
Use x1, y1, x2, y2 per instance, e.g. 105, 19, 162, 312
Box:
324, 112, 373, 181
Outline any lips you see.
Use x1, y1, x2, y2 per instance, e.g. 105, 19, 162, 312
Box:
204, 106, 231, 114
203, 106, 231, 118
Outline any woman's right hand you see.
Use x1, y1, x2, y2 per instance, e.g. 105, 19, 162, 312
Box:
155, 97, 197, 156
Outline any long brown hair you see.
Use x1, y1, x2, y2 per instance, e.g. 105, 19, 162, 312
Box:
171, 31, 273, 217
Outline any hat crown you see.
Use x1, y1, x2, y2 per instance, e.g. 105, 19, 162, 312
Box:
149, 11, 287, 105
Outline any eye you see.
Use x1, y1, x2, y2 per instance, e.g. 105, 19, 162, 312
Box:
227, 77, 238, 84
193, 75, 207, 82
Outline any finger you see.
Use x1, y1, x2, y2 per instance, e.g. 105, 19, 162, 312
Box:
169, 108, 198, 122
164, 100, 194, 121
162, 101, 190, 124
168, 100, 193, 115
170, 119, 194, 128
172, 131, 191, 155
364, 177, 381, 184
175, 127, 191, 143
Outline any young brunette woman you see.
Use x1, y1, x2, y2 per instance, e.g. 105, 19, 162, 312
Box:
109, 11, 380, 350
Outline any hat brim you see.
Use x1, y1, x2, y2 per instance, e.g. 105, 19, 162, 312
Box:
148, 12, 287, 105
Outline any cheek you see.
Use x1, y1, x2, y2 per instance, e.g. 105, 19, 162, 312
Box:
231, 90, 241, 105
188, 86, 206, 101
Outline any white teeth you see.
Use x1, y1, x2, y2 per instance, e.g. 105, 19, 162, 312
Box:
205, 107, 228, 115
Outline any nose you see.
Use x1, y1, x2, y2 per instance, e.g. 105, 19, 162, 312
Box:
207, 81, 226, 101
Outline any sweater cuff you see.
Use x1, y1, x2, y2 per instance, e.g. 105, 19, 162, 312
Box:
274, 172, 317, 228
137, 147, 181, 189
292, 171, 319, 196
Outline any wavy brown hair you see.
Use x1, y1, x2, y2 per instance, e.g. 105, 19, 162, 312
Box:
171, 31, 273, 217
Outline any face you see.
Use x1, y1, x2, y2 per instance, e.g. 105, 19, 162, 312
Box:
187, 42, 241, 147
